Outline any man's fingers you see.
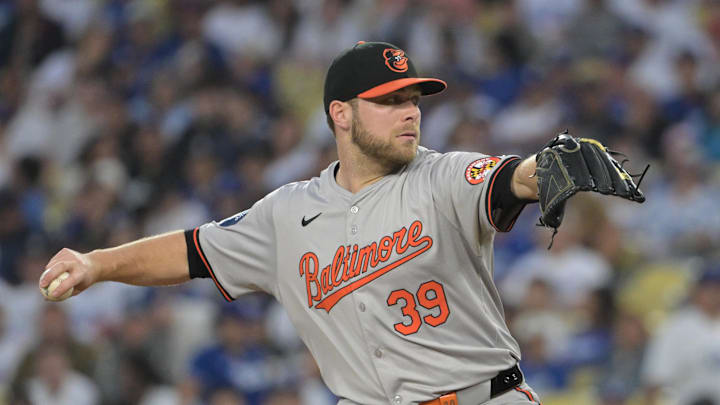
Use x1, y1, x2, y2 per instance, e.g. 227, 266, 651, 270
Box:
39, 269, 51, 288
43, 248, 79, 273
52, 272, 76, 298
39, 248, 89, 301
45, 254, 64, 269
39, 262, 70, 288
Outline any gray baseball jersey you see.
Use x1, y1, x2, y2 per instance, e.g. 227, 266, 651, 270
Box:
190, 147, 523, 405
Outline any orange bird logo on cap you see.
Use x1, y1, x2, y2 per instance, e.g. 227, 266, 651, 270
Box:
383, 48, 409, 72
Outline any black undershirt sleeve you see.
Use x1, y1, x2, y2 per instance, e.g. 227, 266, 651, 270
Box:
485, 158, 537, 232
185, 229, 209, 279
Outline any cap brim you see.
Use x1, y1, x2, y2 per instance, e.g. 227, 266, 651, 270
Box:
357, 78, 447, 99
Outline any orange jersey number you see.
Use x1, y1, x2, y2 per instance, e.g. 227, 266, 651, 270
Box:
386, 280, 450, 335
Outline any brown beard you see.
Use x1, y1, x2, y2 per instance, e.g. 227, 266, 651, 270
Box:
350, 109, 419, 172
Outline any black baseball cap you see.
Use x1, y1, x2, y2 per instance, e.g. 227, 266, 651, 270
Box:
323, 41, 447, 112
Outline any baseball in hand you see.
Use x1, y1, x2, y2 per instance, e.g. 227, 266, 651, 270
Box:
40, 271, 73, 301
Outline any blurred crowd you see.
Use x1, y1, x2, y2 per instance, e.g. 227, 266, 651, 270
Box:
1, 0, 720, 404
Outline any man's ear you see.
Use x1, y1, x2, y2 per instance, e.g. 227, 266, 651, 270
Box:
329, 100, 352, 132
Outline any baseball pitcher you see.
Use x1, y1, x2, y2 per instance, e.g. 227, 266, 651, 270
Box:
39, 42, 645, 405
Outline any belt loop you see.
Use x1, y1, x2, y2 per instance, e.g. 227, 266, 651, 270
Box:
438, 393, 458, 405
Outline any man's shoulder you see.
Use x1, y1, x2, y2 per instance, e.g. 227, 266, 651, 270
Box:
265, 163, 333, 204
409, 147, 497, 174
413, 147, 494, 163
408, 146, 446, 169
268, 178, 321, 201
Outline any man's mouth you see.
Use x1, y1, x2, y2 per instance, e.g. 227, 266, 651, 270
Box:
397, 131, 417, 139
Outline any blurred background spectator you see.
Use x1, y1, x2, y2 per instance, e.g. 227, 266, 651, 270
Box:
1, 0, 719, 404
641, 265, 720, 405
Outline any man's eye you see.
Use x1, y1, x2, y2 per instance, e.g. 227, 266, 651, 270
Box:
379, 94, 420, 105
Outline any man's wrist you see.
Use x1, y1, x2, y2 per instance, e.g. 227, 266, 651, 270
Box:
511, 156, 538, 201
86, 249, 110, 284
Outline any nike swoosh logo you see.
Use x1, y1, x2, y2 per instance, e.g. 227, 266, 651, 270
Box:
301, 213, 322, 227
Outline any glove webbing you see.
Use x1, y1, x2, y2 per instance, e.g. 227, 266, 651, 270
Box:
536, 162, 650, 250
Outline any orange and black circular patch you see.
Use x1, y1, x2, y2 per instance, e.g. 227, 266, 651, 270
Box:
465, 157, 500, 185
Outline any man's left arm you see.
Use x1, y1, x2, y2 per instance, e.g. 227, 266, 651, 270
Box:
428, 152, 538, 236
486, 155, 538, 232
511, 155, 538, 201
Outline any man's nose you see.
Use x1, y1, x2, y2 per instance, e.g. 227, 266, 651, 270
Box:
403, 103, 420, 123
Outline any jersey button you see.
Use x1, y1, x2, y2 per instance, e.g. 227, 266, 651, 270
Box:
393, 395, 402, 404
350, 225, 358, 234
350, 206, 359, 214
374, 348, 383, 358
359, 303, 366, 312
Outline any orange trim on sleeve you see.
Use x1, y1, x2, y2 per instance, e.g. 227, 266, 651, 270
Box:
193, 228, 233, 302
486, 157, 521, 232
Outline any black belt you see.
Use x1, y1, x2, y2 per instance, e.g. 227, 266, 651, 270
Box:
420, 364, 524, 405
490, 364, 523, 397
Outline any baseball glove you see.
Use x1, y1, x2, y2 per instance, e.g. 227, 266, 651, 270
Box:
535, 132, 648, 244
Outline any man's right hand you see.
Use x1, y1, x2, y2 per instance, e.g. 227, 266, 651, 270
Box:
39, 248, 99, 299
38, 231, 191, 297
